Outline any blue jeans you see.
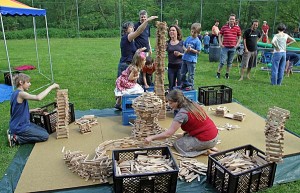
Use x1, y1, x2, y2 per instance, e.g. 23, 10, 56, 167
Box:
168, 67, 181, 90
117, 62, 129, 77
218, 47, 236, 69
271, 52, 286, 85
180, 60, 196, 88
15, 123, 49, 144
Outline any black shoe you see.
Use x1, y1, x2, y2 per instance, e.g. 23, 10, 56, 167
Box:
114, 104, 122, 111
225, 73, 229, 79
216, 73, 220, 79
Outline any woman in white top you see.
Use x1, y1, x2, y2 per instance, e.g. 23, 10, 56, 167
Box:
271, 23, 295, 85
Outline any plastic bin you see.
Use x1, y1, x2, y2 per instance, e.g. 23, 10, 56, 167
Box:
122, 110, 137, 126
30, 102, 75, 134
209, 46, 221, 62
122, 94, 141, 111
173, 87, 198, 102
198, 85, 232, 106
207, 144, 276, 193
112, 146, 179, 193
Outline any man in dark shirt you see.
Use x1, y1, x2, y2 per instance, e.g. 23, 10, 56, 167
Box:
134, 10, 152, 55
239, 19, 262, 81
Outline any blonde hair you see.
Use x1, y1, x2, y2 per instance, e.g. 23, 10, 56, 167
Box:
130, 50, 146, 73
13, 73, 30, 87
167, 89, 207, 121
191, 23, 201, 34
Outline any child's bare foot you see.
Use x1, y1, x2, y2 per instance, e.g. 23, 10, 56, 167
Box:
246, 75, 251, 79
238, 77, 243, 81
210, 147, 219, 152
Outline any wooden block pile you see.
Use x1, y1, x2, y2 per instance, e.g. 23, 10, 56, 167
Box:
63, 149, 112, 183
178, 158, 207, 182
215, 106, 229, 116
75, 115, 98, 134
154, 21, 168, 120
265, 106, 290, 163
63, 137, 174, 183
217, 123, 241, 131
217, 151, 267, 174
56, 89, 69, 139
115, 154, 174, 176
132, 92, 164, 138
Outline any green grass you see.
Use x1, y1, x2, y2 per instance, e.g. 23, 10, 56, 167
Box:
0, 38, 299, 192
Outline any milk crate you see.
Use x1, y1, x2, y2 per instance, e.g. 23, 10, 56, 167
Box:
112, 146, 179, 193
173, 87, 198, 102
3, 71, 20, 86
144, 86, 154, 92
121, 94, 141, 111
198, 85, 232, 106
30, 102, 75, 134
183, 89, 198, 102
207, 144, 276, 193
122, 110, 137, 126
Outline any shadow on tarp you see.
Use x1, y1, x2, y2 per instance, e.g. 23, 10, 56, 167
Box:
1, 108, 300, 193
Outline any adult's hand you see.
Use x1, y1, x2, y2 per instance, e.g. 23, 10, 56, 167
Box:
147, 16, 158, 22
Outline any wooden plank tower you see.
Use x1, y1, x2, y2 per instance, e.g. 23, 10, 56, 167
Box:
265, 106, 290, 163
154, 21, 167, 119
56, 89, 70, 139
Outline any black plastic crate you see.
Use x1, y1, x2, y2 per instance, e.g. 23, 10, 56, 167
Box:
112, 146, 179, 193
3, 71, 20, 86
30, 102, 75, 134
198, 85, 232, 106
207, 144, 276, 193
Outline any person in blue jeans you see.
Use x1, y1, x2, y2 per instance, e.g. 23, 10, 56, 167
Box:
203, 32, 210, 54
180, 23, 202, 90
271, 23, 295, 85
8, 73, 59, 147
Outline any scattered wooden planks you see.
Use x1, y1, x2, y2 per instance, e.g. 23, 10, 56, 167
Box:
178, 158, 207, 182
217, 151, 267, 174
115, 154, 174, 176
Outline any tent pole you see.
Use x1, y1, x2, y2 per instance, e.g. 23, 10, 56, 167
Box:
45, 15, 54, 83
0, 13, 14, 90
33, 17, 41, 73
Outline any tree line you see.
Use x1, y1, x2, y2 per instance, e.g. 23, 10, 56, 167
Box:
2, 0, 300, 38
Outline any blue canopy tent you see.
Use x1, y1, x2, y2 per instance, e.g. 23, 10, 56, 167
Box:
0, 0, 53, 91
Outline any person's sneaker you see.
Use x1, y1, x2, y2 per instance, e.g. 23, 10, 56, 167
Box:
114, 104, 122, 111
216, 73, 220, 79
225, 73, 229, 79
7, 130, 17, 147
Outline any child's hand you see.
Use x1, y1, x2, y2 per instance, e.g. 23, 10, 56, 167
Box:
51, 83, 60, 89
174, 51, 181, 56
145, 84, 149, 89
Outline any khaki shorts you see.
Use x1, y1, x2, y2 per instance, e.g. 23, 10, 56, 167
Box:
241, 51, 258, 68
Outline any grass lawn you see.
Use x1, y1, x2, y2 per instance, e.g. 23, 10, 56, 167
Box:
0, 38, 299, 192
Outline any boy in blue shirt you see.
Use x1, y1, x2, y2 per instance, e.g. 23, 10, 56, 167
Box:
8, 73, 59, 147
181, 23, 202, 90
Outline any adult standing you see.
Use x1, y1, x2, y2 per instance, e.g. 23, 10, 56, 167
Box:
271, 23, 295, 85
216, 14, 241, 79
239, 20, 262, 81
211, 20, 220, 45
166, 25, 184, 91
262, 21, 269, 43
117, 16, 158, 77
134, 10, 152, 56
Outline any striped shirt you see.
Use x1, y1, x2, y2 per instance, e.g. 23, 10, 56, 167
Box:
220, 24, 241, 48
